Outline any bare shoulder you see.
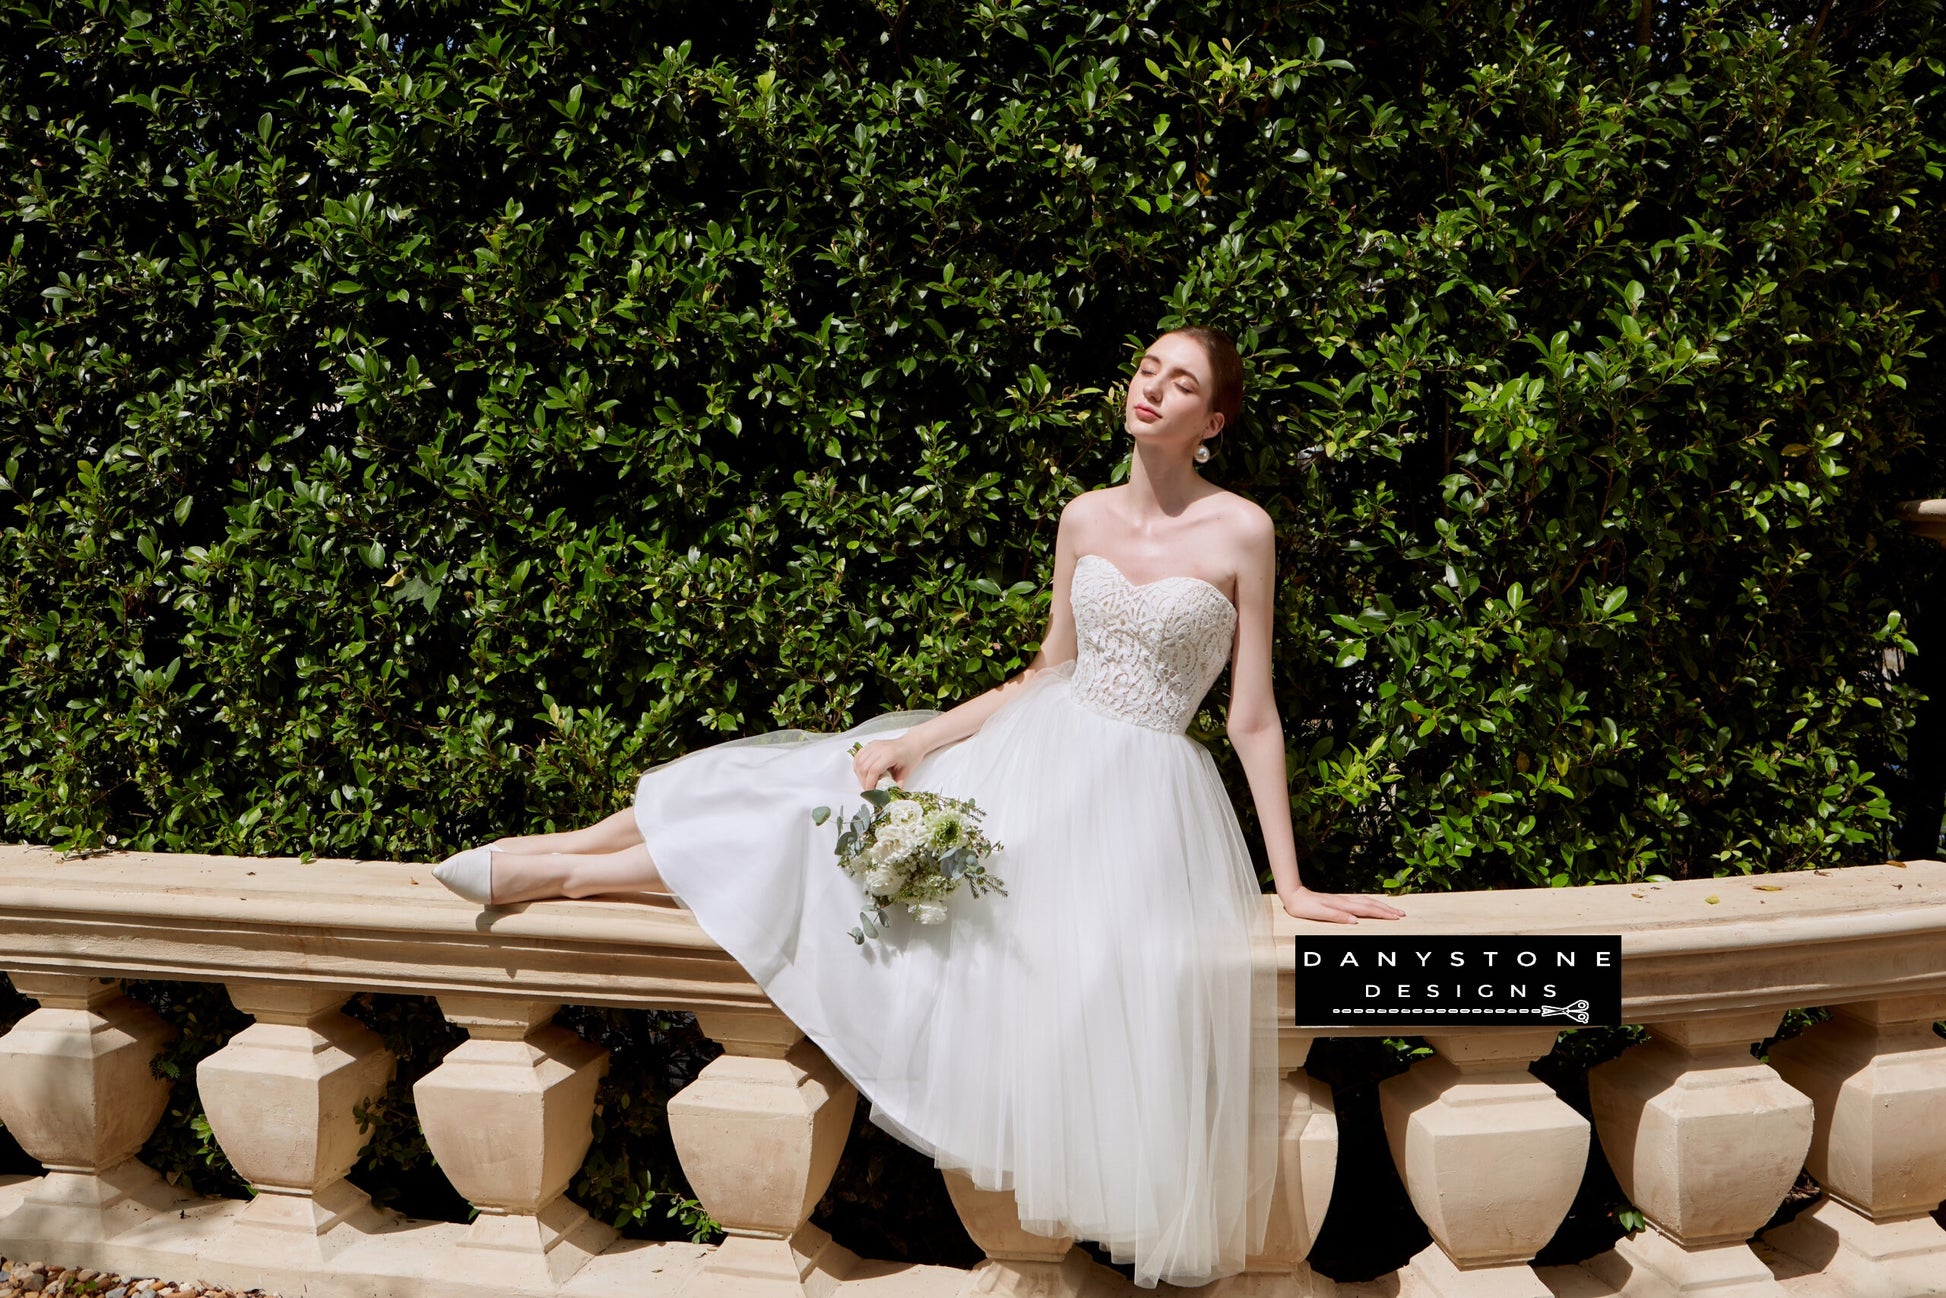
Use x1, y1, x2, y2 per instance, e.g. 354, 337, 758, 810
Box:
1201, 489, 1275, 549
1057, 487, 1117, 539
1060, 487, 1117, 520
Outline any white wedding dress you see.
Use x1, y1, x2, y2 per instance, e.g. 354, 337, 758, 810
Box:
631, 552, 1279, 1288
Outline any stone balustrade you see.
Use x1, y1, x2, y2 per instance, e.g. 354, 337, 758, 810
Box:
0, 846, 1943, 1297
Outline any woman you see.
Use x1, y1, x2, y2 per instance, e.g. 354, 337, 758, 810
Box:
434, 325, 1404, 1288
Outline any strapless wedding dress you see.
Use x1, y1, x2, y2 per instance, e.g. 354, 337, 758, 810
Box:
632, 553, 1278, 1288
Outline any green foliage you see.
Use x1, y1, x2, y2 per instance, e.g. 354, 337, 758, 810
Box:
338, 992, 473, 1223
553, 1005, 725, 1242
2, 0, 1944, 1272
1, 0, 1940, 890
123, 980, 252, 1200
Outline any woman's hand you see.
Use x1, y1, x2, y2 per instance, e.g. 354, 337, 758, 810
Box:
1280, 885, 1406, 925
852, 734, 929, 791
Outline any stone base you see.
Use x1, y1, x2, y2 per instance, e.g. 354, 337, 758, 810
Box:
1584, 1227, 1784, 1297
217, 1178, 391, 1262
956, 1248, 1096, 1298
0, 1181, 966, 1298
681, 1223, 852, 1298
1396, 1243, 1552, 1298
1199, 1262, 1338, 1298
0, 1160, 185, 1246
1761, 1196, 1946, 1297
446, 1196, 618, 1289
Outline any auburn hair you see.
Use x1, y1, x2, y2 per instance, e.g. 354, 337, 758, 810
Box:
1169, 325, 1244, 432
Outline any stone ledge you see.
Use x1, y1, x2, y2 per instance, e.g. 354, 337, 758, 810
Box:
0, 847, 764, 1012
1272, 859, 1946, 1030
3, 846, 1943, 1030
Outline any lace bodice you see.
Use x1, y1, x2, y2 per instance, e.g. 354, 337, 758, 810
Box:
1067, 554, 1237, 734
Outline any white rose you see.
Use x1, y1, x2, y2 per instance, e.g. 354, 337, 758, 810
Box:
886, 800, 924, 824
863, 864, 901, 894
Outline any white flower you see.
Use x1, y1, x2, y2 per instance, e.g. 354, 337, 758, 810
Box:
863, 863, 903, 894
911, 902, 948, 925
885, 800, 924, 824
879, 818, 926, 854
923, 808, 969, 852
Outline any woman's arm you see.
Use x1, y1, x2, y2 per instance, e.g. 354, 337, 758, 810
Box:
1226, 511, 1404, 924
852, 497, 1086, 789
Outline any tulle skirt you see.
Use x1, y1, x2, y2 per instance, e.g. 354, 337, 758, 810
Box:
631, 662, 1278, 1288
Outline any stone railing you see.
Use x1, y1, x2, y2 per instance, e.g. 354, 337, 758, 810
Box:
0, 846, 1944, 1297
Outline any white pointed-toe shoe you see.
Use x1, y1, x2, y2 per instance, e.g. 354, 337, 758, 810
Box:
432, 844, 497, 904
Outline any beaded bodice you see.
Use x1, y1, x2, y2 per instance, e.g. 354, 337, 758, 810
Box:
1068, 554, 1237, 734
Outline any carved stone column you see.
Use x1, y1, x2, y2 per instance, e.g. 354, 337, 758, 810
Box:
0, 973, 180, 1246
195, 982, 395, 1260
1764, 995, 1946, 1297
1380, 1027, 1587, 1298
1587, 1011, 1813, 1297
942, 1168, 1088, 1298
668, 1007, 857, 1297
1205, 1031, 1339, 1298
412, 996, 614, 1286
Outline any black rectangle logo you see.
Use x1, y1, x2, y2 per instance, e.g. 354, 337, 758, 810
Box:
1293, 934, 1621, 1027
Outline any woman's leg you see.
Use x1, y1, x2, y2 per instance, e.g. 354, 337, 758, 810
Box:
488, 841, 674, 906
490, 808, 643, 857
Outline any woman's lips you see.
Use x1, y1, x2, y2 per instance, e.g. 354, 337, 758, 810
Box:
1132, 403, 1160, 420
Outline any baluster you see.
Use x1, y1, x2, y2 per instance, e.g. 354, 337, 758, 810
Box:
412, 996, 614, 1286
1586, 1011, 1813, 1296
194, 983, 395, 1260
667, 1007, 857, 1297
0, 974, 179, 1248
941, 1169, 1087, 1297
1764, 995, 1946, 1296
1206, 1031, 1339, 1297
1379, 1027, 1588, 1297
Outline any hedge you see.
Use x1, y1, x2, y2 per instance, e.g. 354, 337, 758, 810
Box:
2, 0, 1943, 1277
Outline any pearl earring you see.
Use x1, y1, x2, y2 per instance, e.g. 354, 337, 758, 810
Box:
1194, 442, 1212, 464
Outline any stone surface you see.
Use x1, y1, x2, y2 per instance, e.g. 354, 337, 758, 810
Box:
1588, 1012, 1812, 1296
0, 977, 181, 1246
195, 983, 396, 1261
1203, 1034, 1339, 1298
670, 1010, 858, 1297
4, 850, 1946, 1298
1582, 1226, 1787, 1297
0, 847, 1942, 1034
1764, 995, 1946, 1297
941, 1169, 1099, 1298
414, 996, 615, 1288
1381, 1027, 1588, 1296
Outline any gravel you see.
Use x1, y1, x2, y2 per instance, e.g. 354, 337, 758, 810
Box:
0, 1259, 277, 1298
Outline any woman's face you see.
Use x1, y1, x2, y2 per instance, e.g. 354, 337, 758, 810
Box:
1123, 332, 1222, 454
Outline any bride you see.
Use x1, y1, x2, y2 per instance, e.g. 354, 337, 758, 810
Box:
433, 325, 1404, 1288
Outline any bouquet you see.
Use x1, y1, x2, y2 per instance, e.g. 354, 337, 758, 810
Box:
812, 773, 1006, 944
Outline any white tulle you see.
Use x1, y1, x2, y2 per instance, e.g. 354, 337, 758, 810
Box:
632, 557, 1279, 1289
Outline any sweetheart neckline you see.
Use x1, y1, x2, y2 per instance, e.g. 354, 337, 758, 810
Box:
1075, 553, 1236, 616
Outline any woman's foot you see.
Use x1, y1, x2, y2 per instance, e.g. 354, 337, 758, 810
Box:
432, 844, 497, 904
